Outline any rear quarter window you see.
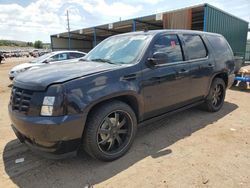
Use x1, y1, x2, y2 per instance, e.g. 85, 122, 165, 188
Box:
69, 52, 85, 59
206, 35, 233, 57
183, 35, 207, 60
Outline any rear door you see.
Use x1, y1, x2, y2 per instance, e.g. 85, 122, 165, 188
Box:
142, 34, 192, 119
180, 34, 214, 99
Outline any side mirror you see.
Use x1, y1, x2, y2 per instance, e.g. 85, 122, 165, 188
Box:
148, 52, 168, 65
44, 58, 53, 64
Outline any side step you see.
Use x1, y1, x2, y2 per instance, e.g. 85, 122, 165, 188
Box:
139, 100, 204, 126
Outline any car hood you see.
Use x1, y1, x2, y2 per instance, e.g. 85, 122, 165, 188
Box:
10, 63, 43, 72
14, 61, 122, 91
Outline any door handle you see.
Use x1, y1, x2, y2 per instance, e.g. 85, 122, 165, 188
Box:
208, 63, 214, 67
178, 69, 189, 74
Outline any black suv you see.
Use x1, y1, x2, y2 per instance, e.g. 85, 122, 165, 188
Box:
9, 30, 235, 161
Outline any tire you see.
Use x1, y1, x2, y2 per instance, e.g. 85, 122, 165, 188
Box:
201, 78, 226, 112
238, 81, 248, 90
83, 100, 137, 161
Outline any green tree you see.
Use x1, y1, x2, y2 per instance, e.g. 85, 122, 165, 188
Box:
26, 42, 33, 47
34, 40, 43, 48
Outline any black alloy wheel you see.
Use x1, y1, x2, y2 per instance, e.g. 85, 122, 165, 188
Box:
83, 100, 137, 161
211, 83, 224, 107
97, 110, 133, 154
200, 78, 226, 112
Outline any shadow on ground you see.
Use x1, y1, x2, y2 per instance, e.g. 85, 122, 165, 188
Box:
3, 102, 238, 187
230, 85, 250, 93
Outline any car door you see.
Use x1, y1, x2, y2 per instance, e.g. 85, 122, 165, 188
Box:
141, 34, 192, 120
180, 34, 214, 99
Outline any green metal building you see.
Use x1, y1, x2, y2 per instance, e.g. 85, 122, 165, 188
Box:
51, 3, 249, 58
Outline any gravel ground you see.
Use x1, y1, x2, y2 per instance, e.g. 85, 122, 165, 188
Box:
0, 58, 250, 188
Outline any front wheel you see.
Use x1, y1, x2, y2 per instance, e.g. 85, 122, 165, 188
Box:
83, 100, 137, 161
201, 78, 226, 112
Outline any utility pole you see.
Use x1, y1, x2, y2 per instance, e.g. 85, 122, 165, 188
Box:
66, 10, 71, 49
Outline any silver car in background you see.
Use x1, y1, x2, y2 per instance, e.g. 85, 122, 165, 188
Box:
9, 50, 86, 80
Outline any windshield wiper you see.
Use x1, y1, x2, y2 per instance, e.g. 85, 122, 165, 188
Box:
90, 58, 116, 64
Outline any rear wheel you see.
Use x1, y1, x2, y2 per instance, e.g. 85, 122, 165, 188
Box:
83, 100, 137, 161
201, 78, 226, 112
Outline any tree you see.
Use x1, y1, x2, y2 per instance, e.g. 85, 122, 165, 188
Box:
26, 42, 33, 47
34, 40, 43, 49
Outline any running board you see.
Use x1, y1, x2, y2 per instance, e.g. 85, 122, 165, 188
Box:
139, 100, 204, 126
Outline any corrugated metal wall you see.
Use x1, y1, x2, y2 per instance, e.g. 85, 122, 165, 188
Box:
163, 9, 192, 29
51, 37, 92, 52
205, 4, 249, 57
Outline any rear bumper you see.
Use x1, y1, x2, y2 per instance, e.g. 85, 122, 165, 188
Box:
9, 108, 86, 157
227, 74, 235, 88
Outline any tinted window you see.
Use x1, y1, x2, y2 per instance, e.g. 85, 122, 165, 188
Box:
51, 53, 68, 61
206, 35, 232, 57
152, 35, 183, 63
69, 52, 85, 59
183, 35, 207, 60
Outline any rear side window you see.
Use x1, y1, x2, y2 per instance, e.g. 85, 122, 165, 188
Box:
183, 35, 207, 60
69, 52, 85, 59
206, 35, 232, 57
152, 34, 183, 63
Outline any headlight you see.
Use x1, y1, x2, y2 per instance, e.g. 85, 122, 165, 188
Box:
16, 67, 29, 73
40, 85, 65, 116
40, 96, 55, 116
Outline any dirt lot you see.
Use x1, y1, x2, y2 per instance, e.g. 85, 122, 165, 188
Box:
0, 58, 250, 188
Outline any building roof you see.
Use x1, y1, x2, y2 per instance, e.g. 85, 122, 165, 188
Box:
51, 3, 248, 43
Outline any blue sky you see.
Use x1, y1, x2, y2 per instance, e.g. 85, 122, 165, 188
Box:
0, 0, 249, 42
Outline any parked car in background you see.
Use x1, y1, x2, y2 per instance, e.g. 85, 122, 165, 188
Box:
29, 49, 39, 57
9, 50, 86, 80
9, 30, 235, 161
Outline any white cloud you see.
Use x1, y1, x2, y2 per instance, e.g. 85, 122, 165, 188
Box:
123, 0, 164, 5
0, 1, 67, 42
0, 0, 143, 42
71, 0, 143, 17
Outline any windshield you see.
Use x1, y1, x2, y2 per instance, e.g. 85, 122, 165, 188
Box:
29, 53, 53, 63
84, 35, 151, 64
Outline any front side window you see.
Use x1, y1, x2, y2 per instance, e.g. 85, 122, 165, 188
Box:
183, 35, 207, 60
152, 35, 183, 63
30, 53, 52, 63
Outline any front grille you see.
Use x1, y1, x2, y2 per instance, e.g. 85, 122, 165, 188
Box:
10, 87, 33, 114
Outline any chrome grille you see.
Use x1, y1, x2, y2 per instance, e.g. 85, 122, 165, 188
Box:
10, 87, 33, 114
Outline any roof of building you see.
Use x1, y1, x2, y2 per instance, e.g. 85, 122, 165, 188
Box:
51, 3, 248, 42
